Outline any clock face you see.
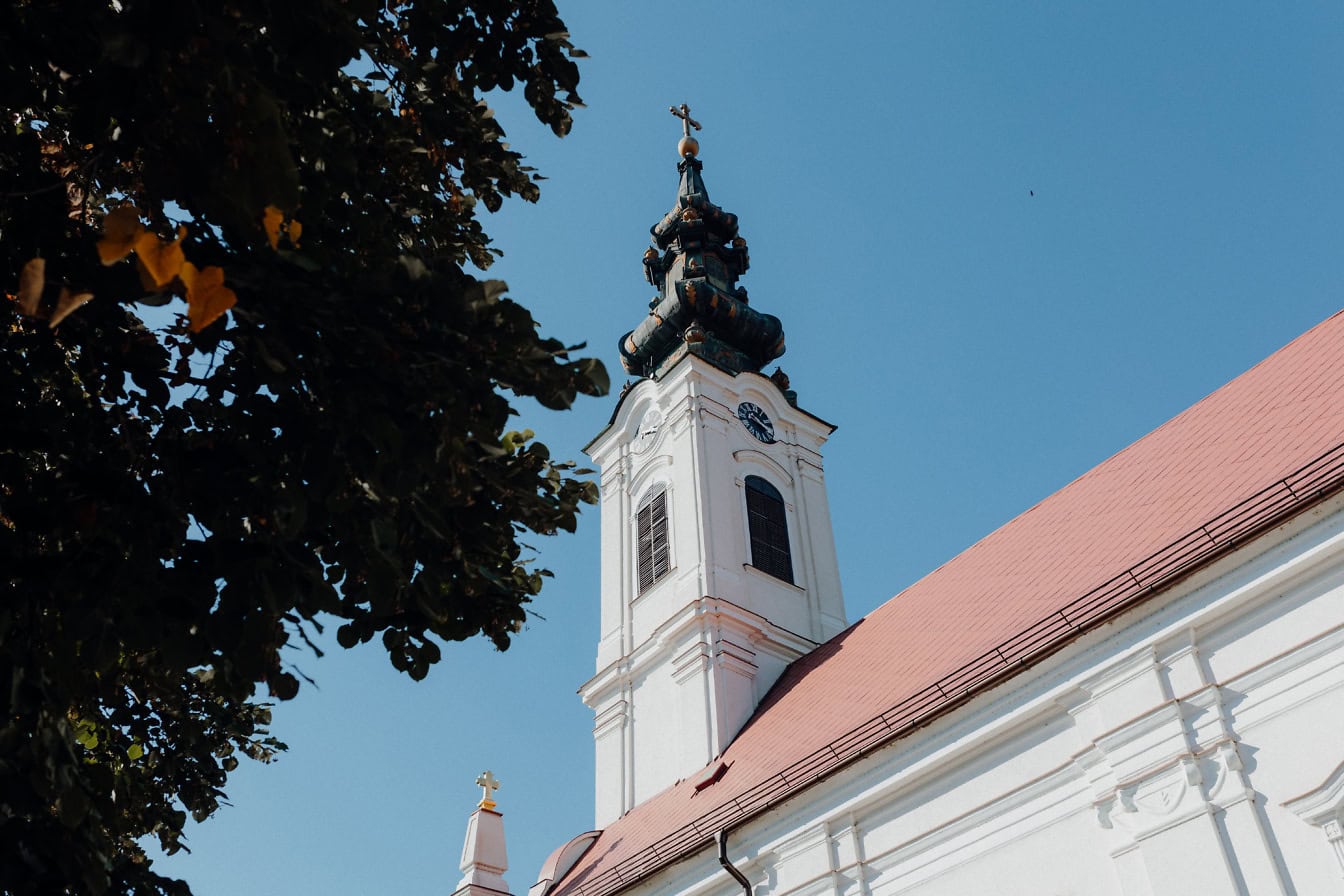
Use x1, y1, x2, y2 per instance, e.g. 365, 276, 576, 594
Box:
633, 408, 663, 453
736, 402, 775, 443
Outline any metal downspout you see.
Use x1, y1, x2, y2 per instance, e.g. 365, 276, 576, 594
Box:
716, 830, 751, 896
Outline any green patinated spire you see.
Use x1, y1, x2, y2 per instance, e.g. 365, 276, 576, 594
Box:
618, 106, 785, 379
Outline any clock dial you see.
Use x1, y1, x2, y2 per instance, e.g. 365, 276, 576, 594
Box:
736, 402, 775, 443
633, 408, 663, 453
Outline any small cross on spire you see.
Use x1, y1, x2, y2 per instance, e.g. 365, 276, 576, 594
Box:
475, 770, 501, 810
669, 103, 702, 137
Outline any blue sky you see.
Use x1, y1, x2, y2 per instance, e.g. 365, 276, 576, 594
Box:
156, 2, 1344, 893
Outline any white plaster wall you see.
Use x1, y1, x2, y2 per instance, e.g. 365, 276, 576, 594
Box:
591, 696, 627, 826
630, 663, 684, 805
890, 811, 1122, 896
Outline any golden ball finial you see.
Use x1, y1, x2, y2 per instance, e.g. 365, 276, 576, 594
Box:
678, 135, 700, 158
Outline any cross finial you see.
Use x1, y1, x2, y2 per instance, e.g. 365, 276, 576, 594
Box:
475, 770, 501, 810
669, 103, 702, 137
669, 104, 702, 158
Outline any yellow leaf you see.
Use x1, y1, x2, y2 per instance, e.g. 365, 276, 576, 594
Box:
97, 205, 144, 265
47, 287, 94, 329
49, 287, 94, 328
181, 262, 237, 332
136, 262, 159, 293
127, 743, 144, 761
17, 258, 45, 316
262, 205, 284, 250
134, 227, 186, 288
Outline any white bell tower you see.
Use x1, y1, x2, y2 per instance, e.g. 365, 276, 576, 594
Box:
580, 109, 846, 826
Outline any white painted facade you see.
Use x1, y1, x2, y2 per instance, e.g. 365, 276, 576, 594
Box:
582, 355, 847, 824
591, 492, 1344, 896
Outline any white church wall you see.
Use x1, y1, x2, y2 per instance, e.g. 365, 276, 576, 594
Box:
788, 459, 845, 641
630, 662, 685, 805
596, 495, 1344, 896
591, 696, 628, 827
751, 707, 1108, 896
883, 809, 1122, 896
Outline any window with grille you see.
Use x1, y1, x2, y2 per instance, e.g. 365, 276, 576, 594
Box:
636, 488, 670, 594
745, 476, 793, 584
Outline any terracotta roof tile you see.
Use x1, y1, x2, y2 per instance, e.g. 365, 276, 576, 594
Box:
553, 310, 1344, 896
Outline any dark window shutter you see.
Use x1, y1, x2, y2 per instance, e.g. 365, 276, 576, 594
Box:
637, 489, 670, 593
745, 476, 793, 584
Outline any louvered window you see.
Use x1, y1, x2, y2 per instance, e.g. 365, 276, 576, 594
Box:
636, 488, 670, 594
745, 476, 793, 584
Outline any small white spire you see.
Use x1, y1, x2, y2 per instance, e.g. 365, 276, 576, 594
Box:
454, 771, 510, 896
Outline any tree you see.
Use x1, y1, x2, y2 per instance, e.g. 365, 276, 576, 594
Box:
0, 2, 606, 893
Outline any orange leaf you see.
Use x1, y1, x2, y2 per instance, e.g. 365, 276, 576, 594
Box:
286, 219, 302, 247
262, 205, 284, 250
97, 206, 144, 265
17, 258, 45, 316
134, 227, 186, 288
181, 262, 237, 332
49, 287, 94, 328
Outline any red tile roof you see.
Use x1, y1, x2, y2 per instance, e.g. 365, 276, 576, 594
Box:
553, 310, 1344, 896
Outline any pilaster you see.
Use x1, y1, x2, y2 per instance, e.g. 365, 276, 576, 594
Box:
1071, 639, 1291, 895
1283, 760, 1344, 881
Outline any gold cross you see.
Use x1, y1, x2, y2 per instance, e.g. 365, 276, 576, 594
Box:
669, 103, 702, 138
475, 770, 501, 809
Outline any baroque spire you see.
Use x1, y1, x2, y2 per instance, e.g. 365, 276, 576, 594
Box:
618, 105, 785, 379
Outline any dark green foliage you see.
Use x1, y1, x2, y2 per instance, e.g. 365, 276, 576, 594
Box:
0, 2, 603, 893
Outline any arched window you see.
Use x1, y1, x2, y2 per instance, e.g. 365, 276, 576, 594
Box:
745, 476, 793, 584
636, 487, 670, 594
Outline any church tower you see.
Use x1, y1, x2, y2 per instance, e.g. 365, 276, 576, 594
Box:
581, 108, 847, 825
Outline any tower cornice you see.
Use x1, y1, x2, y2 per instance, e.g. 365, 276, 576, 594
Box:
586, 358, 836, 459
579, 595, 819, 706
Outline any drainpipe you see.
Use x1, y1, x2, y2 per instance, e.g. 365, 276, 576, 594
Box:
716, 830, 752, 896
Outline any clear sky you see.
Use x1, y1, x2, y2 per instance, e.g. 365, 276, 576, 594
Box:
155, 2, 1344, 893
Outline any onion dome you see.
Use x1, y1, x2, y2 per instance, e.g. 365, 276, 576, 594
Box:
619, 105, 785, 379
